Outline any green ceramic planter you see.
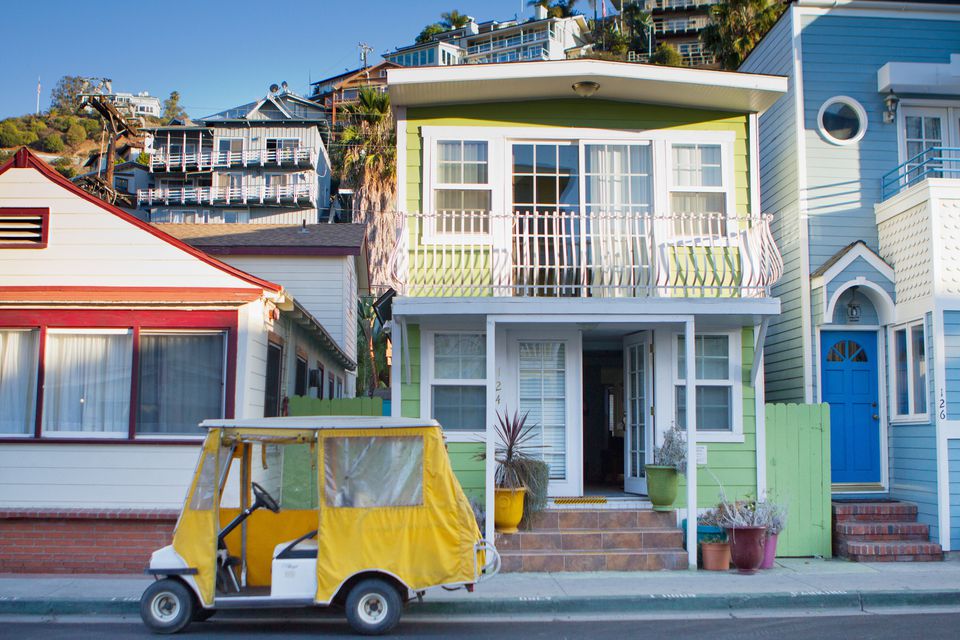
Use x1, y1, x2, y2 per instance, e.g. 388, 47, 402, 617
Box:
645, 465, 679, 511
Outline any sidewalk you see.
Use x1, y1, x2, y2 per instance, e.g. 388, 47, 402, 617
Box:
2, 557, 959, 618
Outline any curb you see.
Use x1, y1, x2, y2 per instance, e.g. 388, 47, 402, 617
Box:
2, 590, 959, 618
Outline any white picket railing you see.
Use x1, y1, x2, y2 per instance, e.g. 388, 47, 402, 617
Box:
149, 147, 315, 171
391, 211, 783, 298
137, 183, 316, 207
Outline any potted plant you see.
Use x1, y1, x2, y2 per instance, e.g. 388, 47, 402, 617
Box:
759, 499, 787, 570
699, 535, 731, 571
490, 409, 541, 534
714, 496, 768, 574
646, 423, 686, 511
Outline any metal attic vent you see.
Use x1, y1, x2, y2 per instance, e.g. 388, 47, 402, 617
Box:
0, 209, 47, 247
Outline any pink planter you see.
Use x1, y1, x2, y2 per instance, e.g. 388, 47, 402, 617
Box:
760, 532, 778, 569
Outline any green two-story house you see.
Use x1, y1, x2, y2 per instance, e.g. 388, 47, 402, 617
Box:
386, 60, 787, 565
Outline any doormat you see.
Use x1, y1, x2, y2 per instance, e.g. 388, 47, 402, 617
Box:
551, 497, 608, 505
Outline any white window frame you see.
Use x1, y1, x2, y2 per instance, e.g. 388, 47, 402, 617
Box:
671, 329, 743, 443
419, 126, 737, 246
421, 330, 487, 438
423, 139, 497, 244
817, 96, 868, 146
666, 141, 736, 244
888, 320, 929, 424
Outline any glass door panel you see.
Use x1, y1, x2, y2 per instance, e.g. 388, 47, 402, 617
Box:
623, 333, 650, 495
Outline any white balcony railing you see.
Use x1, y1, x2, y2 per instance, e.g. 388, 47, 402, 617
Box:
137, 183, 316, 207
646, 0, 720, 10
150, 147, 315, 172
391, 211, 783, 298
466, 30, 549, 56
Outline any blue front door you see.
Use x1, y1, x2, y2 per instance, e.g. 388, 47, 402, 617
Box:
821, 331, 881, 484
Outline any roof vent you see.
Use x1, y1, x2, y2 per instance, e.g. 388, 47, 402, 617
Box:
0, 208, 48, 248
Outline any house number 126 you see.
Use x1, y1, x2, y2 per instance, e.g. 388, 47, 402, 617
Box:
939, 388, 946, 420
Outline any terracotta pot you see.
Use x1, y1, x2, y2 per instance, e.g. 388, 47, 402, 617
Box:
494, 487, 526, 534
700, 541, 731, 571
760, 532, 779, 569
645, 465, 678, 511
726, 526, 766, 574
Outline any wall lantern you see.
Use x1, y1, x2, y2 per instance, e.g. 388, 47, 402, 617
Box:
572, 81, 600, 98
883, 91, 899, 124
846, 287, 862, 323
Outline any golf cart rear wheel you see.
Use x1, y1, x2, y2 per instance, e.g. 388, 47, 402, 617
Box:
140, 578, 194, 634
345, 578, 402, 636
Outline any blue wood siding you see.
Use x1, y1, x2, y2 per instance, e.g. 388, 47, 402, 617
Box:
950, 440, 960, 550
888, 312, 938, 541
824, 257, 895, 303
831, 289, 879, 325
741, 12, 806, 403
799, 14, 960, 271
943, 311, 960, 420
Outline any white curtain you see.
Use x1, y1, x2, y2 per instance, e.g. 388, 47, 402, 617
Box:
584, 144, 653, 297
42, 332, 132, 433
0, 330, 39, 434
137, 333, 225, 435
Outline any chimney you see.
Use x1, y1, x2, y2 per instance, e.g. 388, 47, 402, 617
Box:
534, 4, 547, 20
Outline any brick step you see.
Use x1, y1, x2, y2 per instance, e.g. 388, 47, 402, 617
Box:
527, 509, 676, 531
832, 501, 918, 523
496, 528, 682, 552
500, 548, 688, 572
837, 539, 943, 562
834, 520, 930, 541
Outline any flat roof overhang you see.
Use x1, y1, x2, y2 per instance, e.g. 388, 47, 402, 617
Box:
388, 60, 788, 114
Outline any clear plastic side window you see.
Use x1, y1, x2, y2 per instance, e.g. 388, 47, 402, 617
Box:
189, 452, 217, 511
324, 436, 424, 508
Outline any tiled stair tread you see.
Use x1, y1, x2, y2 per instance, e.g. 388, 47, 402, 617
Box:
839, 540, 943, 554
832, 502, 918, 516
498, 527, 682, 535
500, 548, 689, 572
835, 521, 929, 536
500, 548, 685, 556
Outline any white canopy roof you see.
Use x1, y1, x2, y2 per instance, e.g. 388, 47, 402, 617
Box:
201, 416, 440, 430
388, 59, 787, 114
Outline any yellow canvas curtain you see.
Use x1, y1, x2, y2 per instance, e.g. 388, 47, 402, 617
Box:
314, 426, 480, 603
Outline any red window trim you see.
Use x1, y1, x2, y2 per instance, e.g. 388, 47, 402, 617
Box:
0, 308, 238, 443
0, 207, 49, 249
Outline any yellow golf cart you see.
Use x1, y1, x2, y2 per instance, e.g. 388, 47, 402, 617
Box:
139, 417, 499, 635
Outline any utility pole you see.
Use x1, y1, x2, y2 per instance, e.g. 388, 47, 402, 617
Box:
35, 77, 41, 115
358, 42, 373, 71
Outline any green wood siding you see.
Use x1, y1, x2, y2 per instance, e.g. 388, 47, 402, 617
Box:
400, 324, 421, 419
765, 402, 832, 557
676, 326, 758, 508
448, 442, 485, 503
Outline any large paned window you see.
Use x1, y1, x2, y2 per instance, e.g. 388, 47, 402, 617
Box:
430, 333, 486, 431
519, 341, 566, 479
512, 143, 580, 217
675, 334, 737, 433
893, 321, 927, 419
42, 330, 133, 435
434, 140, 491, 235
670, 144, 727, 236
0, 329, 39, 434
137, 332, 226, 435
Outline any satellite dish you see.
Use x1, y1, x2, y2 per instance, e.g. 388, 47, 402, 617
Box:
281, 81, 288, 91
269, 83, 280, 94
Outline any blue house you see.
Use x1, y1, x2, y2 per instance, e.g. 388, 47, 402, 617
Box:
742, 0, 960, 557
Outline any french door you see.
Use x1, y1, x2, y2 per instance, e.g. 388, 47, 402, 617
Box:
623, 332, 652, 495
900, 106, 960, 183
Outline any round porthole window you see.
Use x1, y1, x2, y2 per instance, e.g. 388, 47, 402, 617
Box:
818, 97, 867, 145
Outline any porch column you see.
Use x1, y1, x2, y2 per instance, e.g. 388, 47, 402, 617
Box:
684, 317, 698, 569
390, 319, 402, 418
484, 317, 497, 544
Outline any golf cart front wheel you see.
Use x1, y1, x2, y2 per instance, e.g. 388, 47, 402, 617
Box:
140, 578, 194, 634
345, 578, 402, 635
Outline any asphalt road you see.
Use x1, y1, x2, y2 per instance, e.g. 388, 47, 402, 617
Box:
3, 612, 960, 640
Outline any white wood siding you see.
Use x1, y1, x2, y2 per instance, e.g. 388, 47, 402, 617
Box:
0, 168, 261, 289
0, 443, 199, 509
236, 299, 268, 418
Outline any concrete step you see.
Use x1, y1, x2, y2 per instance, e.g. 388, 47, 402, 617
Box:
837, 539, 944, 562
496, 528, 683, 552
832, 501, 918, 523
500, 548, 688, 572
834, 520, 930, 542
527, 509, 676, 531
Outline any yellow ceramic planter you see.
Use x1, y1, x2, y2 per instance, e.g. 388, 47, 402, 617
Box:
494, 487, 527, 534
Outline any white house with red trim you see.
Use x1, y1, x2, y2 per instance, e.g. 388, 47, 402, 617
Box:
0, 148, 355, 573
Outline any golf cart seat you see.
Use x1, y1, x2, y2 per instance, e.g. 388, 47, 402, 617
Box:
274, 530, 319, 560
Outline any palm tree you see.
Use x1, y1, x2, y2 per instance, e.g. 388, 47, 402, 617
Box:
621, 1, 654, 55
356, 295, 388, 397
337, 87, 397, 294
701, 0, 786, 70
528, 0, 580, 19
440, 10, 471, 29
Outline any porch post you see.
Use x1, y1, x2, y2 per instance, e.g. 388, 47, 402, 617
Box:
390, 319, 402, 418
684, 317, 698, 569
484, 317, 497, 544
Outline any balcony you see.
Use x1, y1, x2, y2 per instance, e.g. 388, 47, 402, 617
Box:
654, 17, 709, 34
466, 29, 549, 56
646, 0, 720, 10
149, 147, 316, 172
137, 184, 317, 208
392, 211, 782, 298
881, 147, 960, 200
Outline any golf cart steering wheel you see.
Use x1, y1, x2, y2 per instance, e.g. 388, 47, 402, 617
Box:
251, 482, 280, 513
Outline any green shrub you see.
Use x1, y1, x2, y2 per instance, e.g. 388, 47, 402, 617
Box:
53, 157, 76, 178
81, 118, 101, 138
65, 123, 86, 146
43, 133, 65, 152
0, 121, 26, 147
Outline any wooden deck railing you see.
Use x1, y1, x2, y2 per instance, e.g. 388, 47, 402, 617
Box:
149, 147, 315, 172
137, 183, 316, 207
391, 211, 783, 298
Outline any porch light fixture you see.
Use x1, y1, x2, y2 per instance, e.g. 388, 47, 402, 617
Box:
847, 287, 862, 323
572, 81, 600, 98
883, 91, 899, 124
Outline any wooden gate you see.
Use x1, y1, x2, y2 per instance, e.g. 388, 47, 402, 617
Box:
766, 403, 832, 557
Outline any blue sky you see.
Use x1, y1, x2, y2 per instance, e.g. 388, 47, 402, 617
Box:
0, 0, 577, 120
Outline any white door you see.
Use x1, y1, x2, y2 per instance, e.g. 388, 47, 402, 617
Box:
623, 332, 652, 495
900, 107, 957, 184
